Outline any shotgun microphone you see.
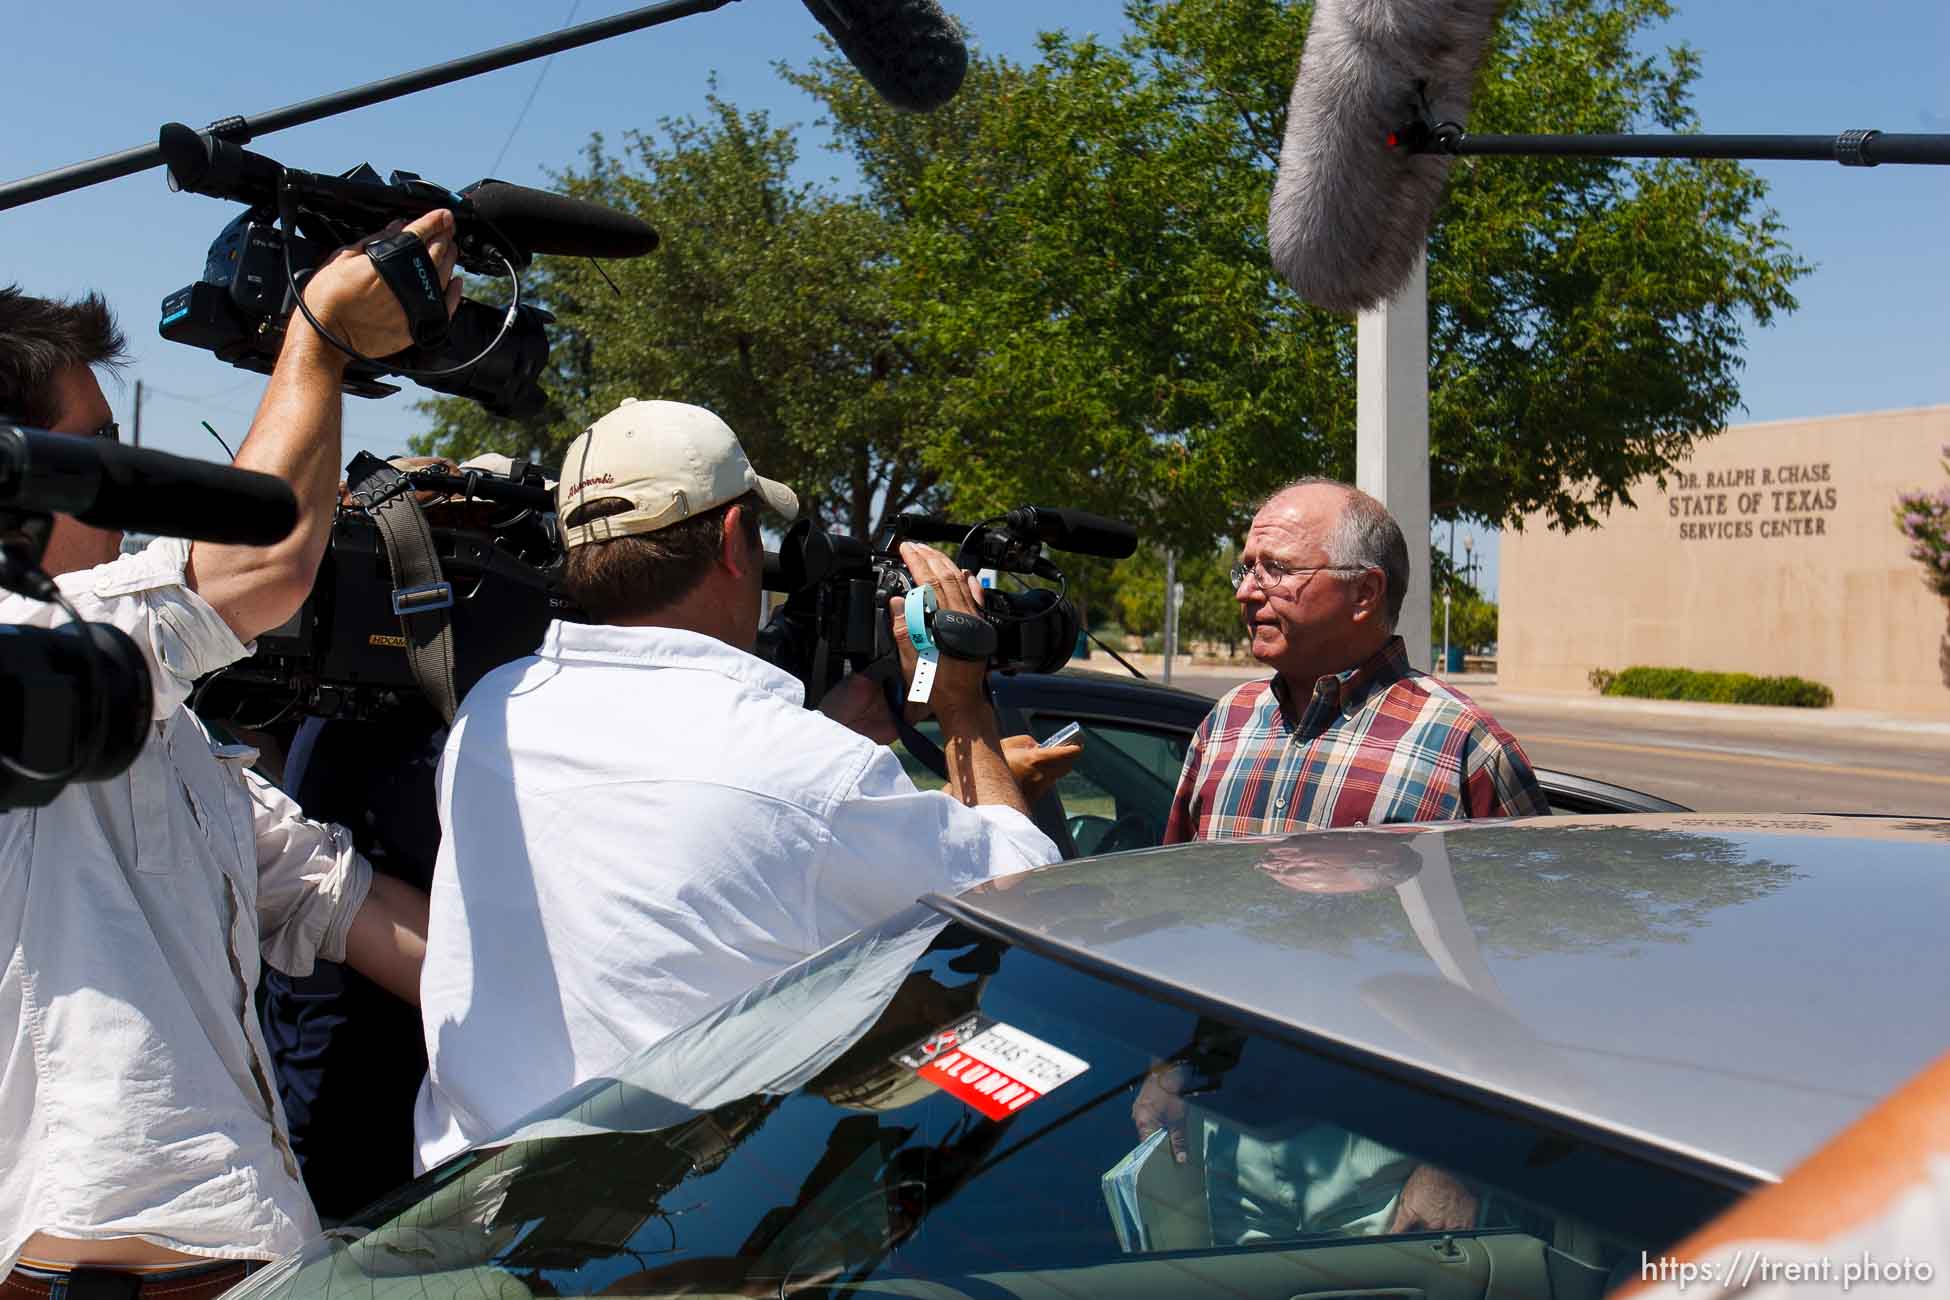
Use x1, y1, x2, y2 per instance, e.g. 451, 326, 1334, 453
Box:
1267, 0, 1503, 314
800, 0, 969, 112
0, 426, 298, 546
1001, 507, 1139, 560
460, 181, 660, 260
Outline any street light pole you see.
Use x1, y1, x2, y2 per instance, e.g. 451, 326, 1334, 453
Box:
1440, 518, 1454, 675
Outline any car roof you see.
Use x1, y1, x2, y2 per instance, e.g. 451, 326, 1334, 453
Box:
929, 813, 1950, 1183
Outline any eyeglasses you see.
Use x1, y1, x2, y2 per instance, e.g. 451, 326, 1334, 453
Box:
90, 420, 119, 443
1228, 558, 1368, 592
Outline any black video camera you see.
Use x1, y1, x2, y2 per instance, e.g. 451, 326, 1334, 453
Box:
0, 424, 298, 809
153, 123, 653, 418
759, 507, 1137, 704
192, 454, 576, 727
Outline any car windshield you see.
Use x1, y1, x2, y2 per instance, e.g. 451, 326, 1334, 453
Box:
263, 906, 1740, 1300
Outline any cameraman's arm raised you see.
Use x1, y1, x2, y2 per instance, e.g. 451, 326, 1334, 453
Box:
188, 209, 462, 643
890, 542, 1032, 818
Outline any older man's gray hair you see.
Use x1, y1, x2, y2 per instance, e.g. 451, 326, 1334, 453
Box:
1257, 478, 1411, 630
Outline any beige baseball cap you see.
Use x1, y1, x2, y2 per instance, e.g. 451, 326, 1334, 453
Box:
555, 399, 798, 548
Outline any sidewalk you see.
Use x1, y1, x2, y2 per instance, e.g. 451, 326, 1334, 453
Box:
1094, 652, 1950, 743
1465, 683, 1950, 742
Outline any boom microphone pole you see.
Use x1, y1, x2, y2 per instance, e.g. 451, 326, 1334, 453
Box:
0, 0, 735, 213
0, 0, 969, 214
1269, 0, 1950, 314
1396, 122, 1950, 168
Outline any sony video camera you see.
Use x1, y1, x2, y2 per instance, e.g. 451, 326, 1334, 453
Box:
760, 507, 1137, 704
0, 424, 298, 809
191, 453, 576, 727
153, 122, 656, 417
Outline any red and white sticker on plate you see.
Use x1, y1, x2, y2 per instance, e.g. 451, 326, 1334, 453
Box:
892, 1013, 1090, 1120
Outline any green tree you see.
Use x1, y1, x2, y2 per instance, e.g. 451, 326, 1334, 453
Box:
414, 97, 952, 537
1439, 590, 1500, 654
1106, 543, 1244, 653
1108, 547, 1168, 640
1430, 551, 1499, 653
1181, 541, 1247, 655
790, 0, 1806, 545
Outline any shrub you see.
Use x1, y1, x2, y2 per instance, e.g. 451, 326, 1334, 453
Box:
1602, 666, 1833, 708
1893, 444, 1950, 598
1587, 667, 1617, 693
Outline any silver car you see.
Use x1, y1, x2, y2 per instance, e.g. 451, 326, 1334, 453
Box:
233, 813, 1948, 1300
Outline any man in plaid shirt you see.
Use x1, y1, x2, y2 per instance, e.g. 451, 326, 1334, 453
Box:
1164, 479, 1546, 842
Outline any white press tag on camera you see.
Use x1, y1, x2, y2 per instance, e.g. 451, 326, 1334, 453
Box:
905, 584, 940, 706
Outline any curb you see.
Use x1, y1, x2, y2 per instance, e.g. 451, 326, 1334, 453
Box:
1090, 656, 1950, 741
1464, 687, 1950, 740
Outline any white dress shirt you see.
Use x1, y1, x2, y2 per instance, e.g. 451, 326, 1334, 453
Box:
0, 539, 372, 1273
414, 622, 1058, 1171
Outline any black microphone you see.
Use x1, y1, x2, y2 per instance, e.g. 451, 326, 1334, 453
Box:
800, 0, 969, 113
1002, 507, 1139, 559
0, 426, 298, 546
460, 181, 660, 260
1267, 0, 1503, 313
163, 124, 659, 266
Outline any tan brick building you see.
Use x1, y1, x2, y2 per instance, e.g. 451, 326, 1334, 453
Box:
1501, 405, 1950, 714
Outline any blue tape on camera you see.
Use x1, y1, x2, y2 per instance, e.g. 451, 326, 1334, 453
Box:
905, 583, 940, 705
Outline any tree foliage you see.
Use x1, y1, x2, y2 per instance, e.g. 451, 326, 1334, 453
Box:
793, 0, 1805, 543
419, 0, 1807, 553
1109, 543, 1245, 652
414, 98, 952, 537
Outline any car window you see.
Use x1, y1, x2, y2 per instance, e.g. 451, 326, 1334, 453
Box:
281, 910, 1741, 1300
1024, 714, 1190, 854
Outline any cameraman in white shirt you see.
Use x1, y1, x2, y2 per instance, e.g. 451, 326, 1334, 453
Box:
0, 210, 458, 1296
415, 398, 1063, 1170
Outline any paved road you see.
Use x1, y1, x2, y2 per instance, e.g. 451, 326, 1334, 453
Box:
1162, 669, 1950, 817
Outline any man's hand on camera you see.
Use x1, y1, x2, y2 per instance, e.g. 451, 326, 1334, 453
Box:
888, 542, 989, 728
298, 209, 463, 361
887, 543, 1032, 815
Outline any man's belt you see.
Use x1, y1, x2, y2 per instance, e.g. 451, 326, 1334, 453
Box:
2, 1260, 259, 1300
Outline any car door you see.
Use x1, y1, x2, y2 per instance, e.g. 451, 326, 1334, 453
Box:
986, 673, 1213, 854
980, 673, 1690, 851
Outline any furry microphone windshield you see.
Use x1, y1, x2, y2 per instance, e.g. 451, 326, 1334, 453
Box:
1268, 0, 1503, 314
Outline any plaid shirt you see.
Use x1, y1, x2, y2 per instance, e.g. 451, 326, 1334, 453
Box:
1163, 637, 1548, 842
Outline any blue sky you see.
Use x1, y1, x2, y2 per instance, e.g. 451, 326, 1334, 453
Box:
4, 0, 1945, 594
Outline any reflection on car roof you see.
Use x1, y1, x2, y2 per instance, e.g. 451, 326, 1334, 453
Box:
936, 813, 1950, 1181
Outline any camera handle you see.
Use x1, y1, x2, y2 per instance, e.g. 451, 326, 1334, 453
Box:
0, 511, 57, 600
344, 453, 460, 722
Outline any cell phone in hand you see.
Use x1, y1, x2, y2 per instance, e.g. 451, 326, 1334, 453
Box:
1039, 721, 1082, 749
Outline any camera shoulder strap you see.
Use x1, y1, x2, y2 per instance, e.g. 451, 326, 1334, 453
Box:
345, 452, 460, 723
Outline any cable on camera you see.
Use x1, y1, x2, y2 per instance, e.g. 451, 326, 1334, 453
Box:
278, 182, 523, 381
956, 515, 1068, 622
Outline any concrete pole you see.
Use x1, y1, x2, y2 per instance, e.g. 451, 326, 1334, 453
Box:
1356, 252, 1431, 669
131, 378, 142, 448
